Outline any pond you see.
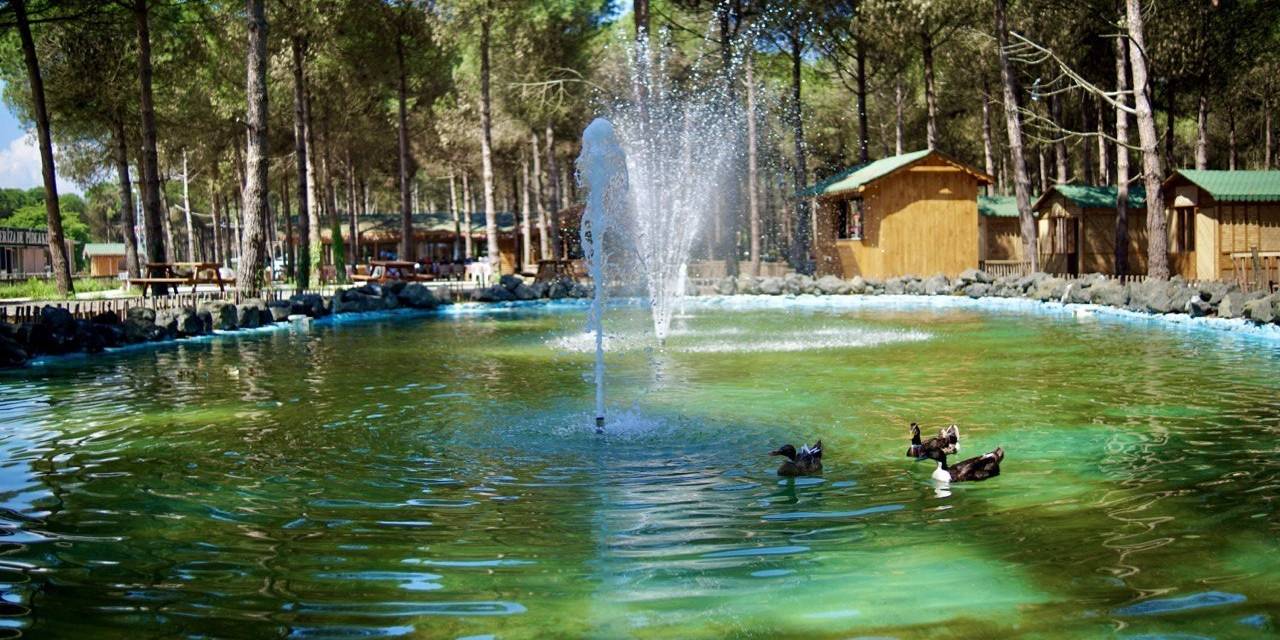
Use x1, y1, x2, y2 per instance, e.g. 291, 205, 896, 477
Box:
1, 299, 1278, 638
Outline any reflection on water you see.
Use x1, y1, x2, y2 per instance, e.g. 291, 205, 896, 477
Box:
0, 303, 1277, 638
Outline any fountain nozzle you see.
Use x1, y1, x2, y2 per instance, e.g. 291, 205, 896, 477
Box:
595, 415, 605, 434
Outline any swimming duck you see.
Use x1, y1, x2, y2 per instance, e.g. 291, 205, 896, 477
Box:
932, 447, 1004, 483
907, 423, 959, 461
770, 441, 823, 476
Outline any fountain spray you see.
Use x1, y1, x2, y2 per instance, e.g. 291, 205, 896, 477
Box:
577, 118, 630, 433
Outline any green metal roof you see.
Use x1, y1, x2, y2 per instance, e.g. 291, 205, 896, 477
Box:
82, 242, 125, 257
1034, 184, 1147, 212
799, 149, 933, 197
1171, 170, 1280, 202
978, 195, 1019, 218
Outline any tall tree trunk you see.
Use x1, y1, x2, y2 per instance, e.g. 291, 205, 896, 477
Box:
1163, 82, 1175, 172
747, 52, 761, 275
717, 3, 738, 277
789, 33, 810, 272
545, 123, 563, 259
111, 117, 141, 278
981, 82, 995, 179
182, 149, 194, 262
209, 174, 223, 266
13, 0, 72, 295
1097, 96, 1110, 185
237, 0, 269, 296
856, 37, 869, 163
347, 155, 358, 265
282, 169, 293, 280
1051, 94, 1068, 183
1115, 31, 1131, 276
133, 0, 167, 293
520, 156, 532, 269
396, 38, 413, 261
1082, 96, 1094, 184
291, 36, 311, 291
1038, 146, 1048, 193
1265, 96, 1274, 169
1195, 92, 1209, 169
304, 85, 321, 278
922, 30, 938, 150
994, 0, 1037, 271
449, 171, 461, 260
479, 14, 499, 271
634, 0, 648, 40
1126, 0, 1168, 279
160, 177, 174, 262
1228, 107, 1237, 170
894, 76, 904, 155
531, 133, 549, 261
462, 171, 473, 258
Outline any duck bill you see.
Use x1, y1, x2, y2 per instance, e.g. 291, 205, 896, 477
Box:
768, 449, 784, 456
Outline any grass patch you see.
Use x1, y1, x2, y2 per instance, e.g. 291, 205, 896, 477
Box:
0, 277, 130, 300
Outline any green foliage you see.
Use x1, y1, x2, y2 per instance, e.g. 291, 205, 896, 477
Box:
330, 220, 347, 285
0, 277, 123, 301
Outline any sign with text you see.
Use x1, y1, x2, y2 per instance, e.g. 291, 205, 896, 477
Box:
0, 227, 49, 247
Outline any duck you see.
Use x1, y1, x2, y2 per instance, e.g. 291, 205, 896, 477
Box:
907, 423, 959, 461
769, 441, 823, 476
932, 447, 1004, 484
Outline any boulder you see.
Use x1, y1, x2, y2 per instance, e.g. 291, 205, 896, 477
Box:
91, 311, 121, 326
235, 303, 261, 329
547, 278, 575, 299
847, 276, 867, 294
499, 274, 523, 291
570, 282, 592, 298
903, 277, 925, 295
39, 305, 75, 334
962, 282, 991, 298
1064, 282, 1092, 305
1016, 272, 1049, 292
783, 274, 813, 295
716, 276, 738, 295
289, 293, 329, 318
471, 285, 516, 302
123, 308, 156, 343
384, 280, 408, 295
884, 277, 906, 295
73, 319, 106, 353
397, 283, 439, 309
153, 309, 181, 337
1090, 282, 1128, 308
1030, 277, 1066, 302
758, 277, 783, 296
200, 301, 238, 331
267, 300, 293, 322
923, 274, 951, 296
1186, 297, 1213, 317
527, 281, 548, 299
815, 275, 848, 295
90, 322, 125, 348
1217, 292, 1247, 319
0, 334, 28, 368
736, 276, 760, 295
175, 308, 205, 335
1242, 295, 1277, 324
513, 283, 538, 301
958, 268, 994, 285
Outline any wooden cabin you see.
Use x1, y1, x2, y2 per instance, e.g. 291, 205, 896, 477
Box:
809, 149, 993, 279
1031, 185, 1148, 276
978, 195, 1024, 261
0, 227, 51, 278
1162, 170, 1280, 287
82, 242, 127, 277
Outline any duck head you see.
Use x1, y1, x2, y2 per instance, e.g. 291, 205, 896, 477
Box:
769, 444, 798, 461
907, 423, 923, 458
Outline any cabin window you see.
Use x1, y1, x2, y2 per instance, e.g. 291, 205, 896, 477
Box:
835, 198, 864, 240
0, 247, 11, 273
1174, 207, 1195, 253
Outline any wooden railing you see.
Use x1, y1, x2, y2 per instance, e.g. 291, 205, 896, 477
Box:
0, 288, 296, 326
1229, 250, 1280, 293
980, 260, 1031, 278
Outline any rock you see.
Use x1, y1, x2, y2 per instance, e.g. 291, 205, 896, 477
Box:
569, 283, 591, 298
1090, 282, 1128, 308
200, 301, 238, 331
1016, 272, 1048, 292
384, 280, 408, 295
91, 311, 121, 326
196, 309, 214, 333
235, 303, 261, 329
547, 277, 575, 299
90, 322, 125, 348
716, 276, 738, 295
267, 300, 293, 322
39, 305, 75, 333
73, 319, 106, 353
1031, 277, 1067, 302
175, 308, 204, 335
1186, 297, 1213, 317
884, 277, 906, 295
863, 278, 884, 294
815, 275, 848, 295
289, 293, 329, 317
1217, 292, 1247, 319
397, 283, 439, 309
499, 274, 523, 291
1197, 281, 1235, 305
923, 274, 951, 296
783, 274, 813, 295
958, 268, 994, 284
154, 309, 181, 337
0, 334, 28, 368
1242, 295, 1276, 324
962, 282, 991, 298
847, 276, 867, 294
527, 281, 548, 299
29, 306, 80, 355
471, 285, 515, 302
736, 276, 760, 295
334, 287, 382, 313
513, 283, 538, 301
1064, 282, 1092, 305
758, 277, 783, 295
903, 277, 925, 295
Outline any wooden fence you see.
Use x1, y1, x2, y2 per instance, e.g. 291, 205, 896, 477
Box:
0, 288, 294, 326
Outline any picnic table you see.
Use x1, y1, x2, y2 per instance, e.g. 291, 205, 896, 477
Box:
352, 260, 434, 284
133, 262, 234, 295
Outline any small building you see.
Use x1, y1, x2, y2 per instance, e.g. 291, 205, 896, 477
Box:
978, 195, 1023, 262
0, 226, 50, 278
82, 242, 128, 277
1031, 185, 1148, 276
1162, 170, 1280, 285
808, 149, 993, 279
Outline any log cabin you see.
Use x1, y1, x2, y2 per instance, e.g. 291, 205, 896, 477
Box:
82, 243, 127, 277
1031, 185, 1148, 276
808, 149, 993, 279
1162, 170, 1280, 288
978, 195, 1024, 273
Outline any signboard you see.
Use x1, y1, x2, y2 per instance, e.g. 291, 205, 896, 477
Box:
0, 227, 49, 247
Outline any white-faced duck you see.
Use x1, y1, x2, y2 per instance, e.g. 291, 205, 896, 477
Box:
932, 447, 1004, 483
907, 423, 959, 461
770, 441, 823, 476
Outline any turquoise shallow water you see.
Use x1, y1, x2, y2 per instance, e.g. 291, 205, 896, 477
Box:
0, 299, 1278, 638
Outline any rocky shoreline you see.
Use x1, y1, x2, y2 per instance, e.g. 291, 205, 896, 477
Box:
691, 269, 1280, 325
4, 269, 1278, 370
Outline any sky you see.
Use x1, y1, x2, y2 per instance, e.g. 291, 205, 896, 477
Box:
0, 80, 82, 195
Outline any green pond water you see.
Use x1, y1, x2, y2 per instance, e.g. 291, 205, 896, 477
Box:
1, 299, 1278, 639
